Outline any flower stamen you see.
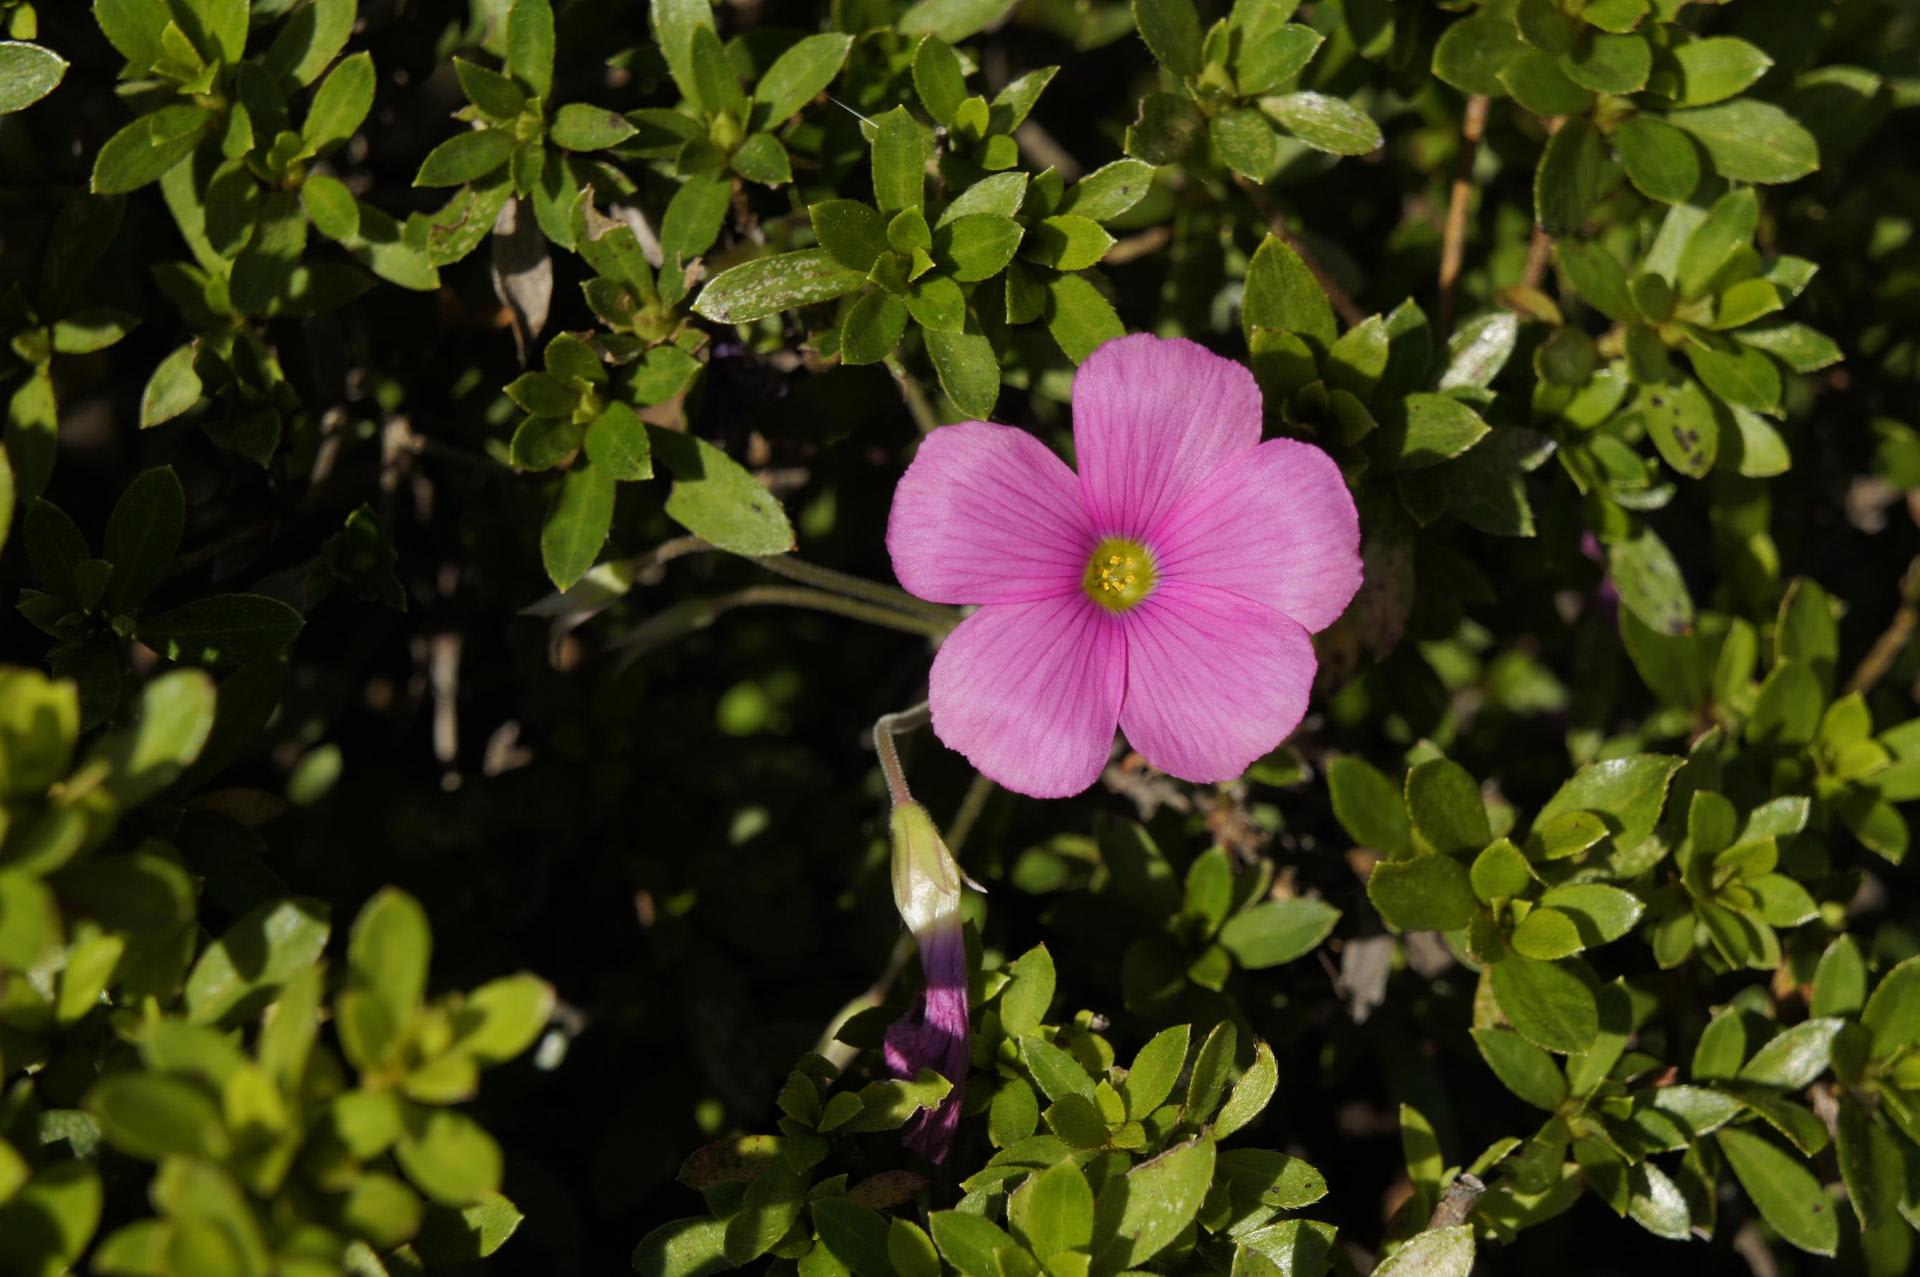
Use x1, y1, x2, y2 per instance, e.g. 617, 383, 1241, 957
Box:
1083, 537, 1156, 612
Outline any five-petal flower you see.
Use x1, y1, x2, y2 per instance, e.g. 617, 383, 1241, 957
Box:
888, 334, 1362, 798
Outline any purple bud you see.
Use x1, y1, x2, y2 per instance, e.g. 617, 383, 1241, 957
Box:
882, 803, 969, 1162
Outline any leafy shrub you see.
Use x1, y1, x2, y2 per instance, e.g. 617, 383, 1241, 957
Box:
3, 0, 1920, 1274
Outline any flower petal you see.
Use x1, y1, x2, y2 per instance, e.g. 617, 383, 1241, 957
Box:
1150, 438, 1361, 632
888, 421, 1093, 605
1118, 583, 1315, 784
1072, 334, 1263, 537
884, 918, 968, 1163
929, 594, 1125, 798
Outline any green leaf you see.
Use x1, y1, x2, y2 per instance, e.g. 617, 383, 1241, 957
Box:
649, 0, 713, 109
506, 0, 555, 97
934, 214, 1024, 281
649, 427, 796, 555
185, 897, 332, 1025
924, 327, 999, 418
1371, 1225, 1474, 1277
838, 290, 908, 366
103, 466, 185, 613
1367, 854, 1477, 932
0, 40, 67, 113
811, 200, 891, 272
303, 51, 374, 155
1738, 1018, 1842, 1089
1657, 37, 1773, 107
1614, 115, 1699, 204
416, 1193, 525, 1265
1607, 528, 1693, 636
1836, 1097, 1905, 1231
896, 0, 1017, 43
1563, 31, 1650, 93
1134, 0, 1203, 76
1715, 1127, 1838, 1256
1243, 234, 1336, 350
1516, 0, 1576, 53
1472, 1027, 1568, 1110
138, 595, 304, 665
1406, 758, 1490, 856
550, 103, 637, 151
1373, 394, 1490, 469
1044, 272, 1125, 364
1500, 50, 1594, 115
1668, 100, 1819, 184
540, 464, 615, 591
1532, 753, 1679, 864
1219, 899, 1340, 968
1636, 377, 1719, 478
1009, 1161, 1093, 1259
414, 129, 515, 186
92, 104, 213, 194
1863, 956, 1920, 1059
1811, 936, 1867, 1018
1020, 1034, 1095, 1101
349, 887, 432, 1024
302, 174, 360, 240
1211, 108, 1280, 180
871, 107, 927, 214
265, 0, 356, 86
1472, 839, 1534, 901
1536, 884, 1643, 948
1677, 189, 1759, 298
755, 33, 852, 127
1536, 116, 1611, 238
1235, 19, 1324, 96
1213, 1038, 1279, 1138
584, 403, 653, 481
1687, 341, 1781, 413
632, 1218, 731, 1277
454, 58, 527, 119
1490, 955, 1598, 1052
1328, 756, 1409, 852
1126, 91, 1205, 165
88, 1074, 229, 1161
811, 1198, 891, 1277
930, 1211, 1019, 1276
1121, 1025, 1189, 1118
1433, 14, 1526, 97
659, 174, 731, 262
1101, 1136, 1216, 1268
911, 36, 967, 125
1512, 907, 1584, 960
1022, 215, 1112, 272
397, 1108, 505, 1207
694, 249, 866, 323
1261, 91, 1382, 156
998, 944, 1056, 1038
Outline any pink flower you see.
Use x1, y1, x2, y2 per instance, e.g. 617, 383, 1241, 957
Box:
887, 334, 1362, 799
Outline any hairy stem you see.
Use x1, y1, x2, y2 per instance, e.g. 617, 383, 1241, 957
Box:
750, 554, 960, 627
874, 701, 932, 808
886, 354, 943, 435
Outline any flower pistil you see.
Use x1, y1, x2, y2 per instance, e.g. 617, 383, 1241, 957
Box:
1083, 537, 1156, 612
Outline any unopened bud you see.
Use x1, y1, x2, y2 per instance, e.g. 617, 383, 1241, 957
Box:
890, 802, 961, 938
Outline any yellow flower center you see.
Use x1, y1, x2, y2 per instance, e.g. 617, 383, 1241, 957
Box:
1083, 537, 1156, 612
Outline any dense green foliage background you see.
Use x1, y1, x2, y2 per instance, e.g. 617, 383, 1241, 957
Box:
4, 0, 1920, 1274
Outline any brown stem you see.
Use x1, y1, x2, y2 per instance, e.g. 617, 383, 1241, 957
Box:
1521, 224, 1554, 292
1438, 94, 1491, 341
1846, 556, 1920, 695
1235, 177, 1366, 328
1425, 1173, 1486, 1230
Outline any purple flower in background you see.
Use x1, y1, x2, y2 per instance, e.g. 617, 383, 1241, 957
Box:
887, 334, 1363, 798
883, 801, 968, 1162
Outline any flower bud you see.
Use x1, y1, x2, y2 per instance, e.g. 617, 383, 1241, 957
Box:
890, 801, 961, 939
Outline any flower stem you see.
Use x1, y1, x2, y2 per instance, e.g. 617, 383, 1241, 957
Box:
750, 554, 960, 627
885, 354, 943, 435
874, 701, 932, 808
614, 586, 951, 659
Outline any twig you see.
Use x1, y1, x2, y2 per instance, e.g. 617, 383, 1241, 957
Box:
1438, 94, 1490, 341
1105, 225, 1172, 266
1425, 1173, 1486, 1230
1235, 177, 1366, 328
885, 354, 944, 434
1521, 224, 1554, 292
1015, 120, 1082, 182
1846, 556, 1920, 695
